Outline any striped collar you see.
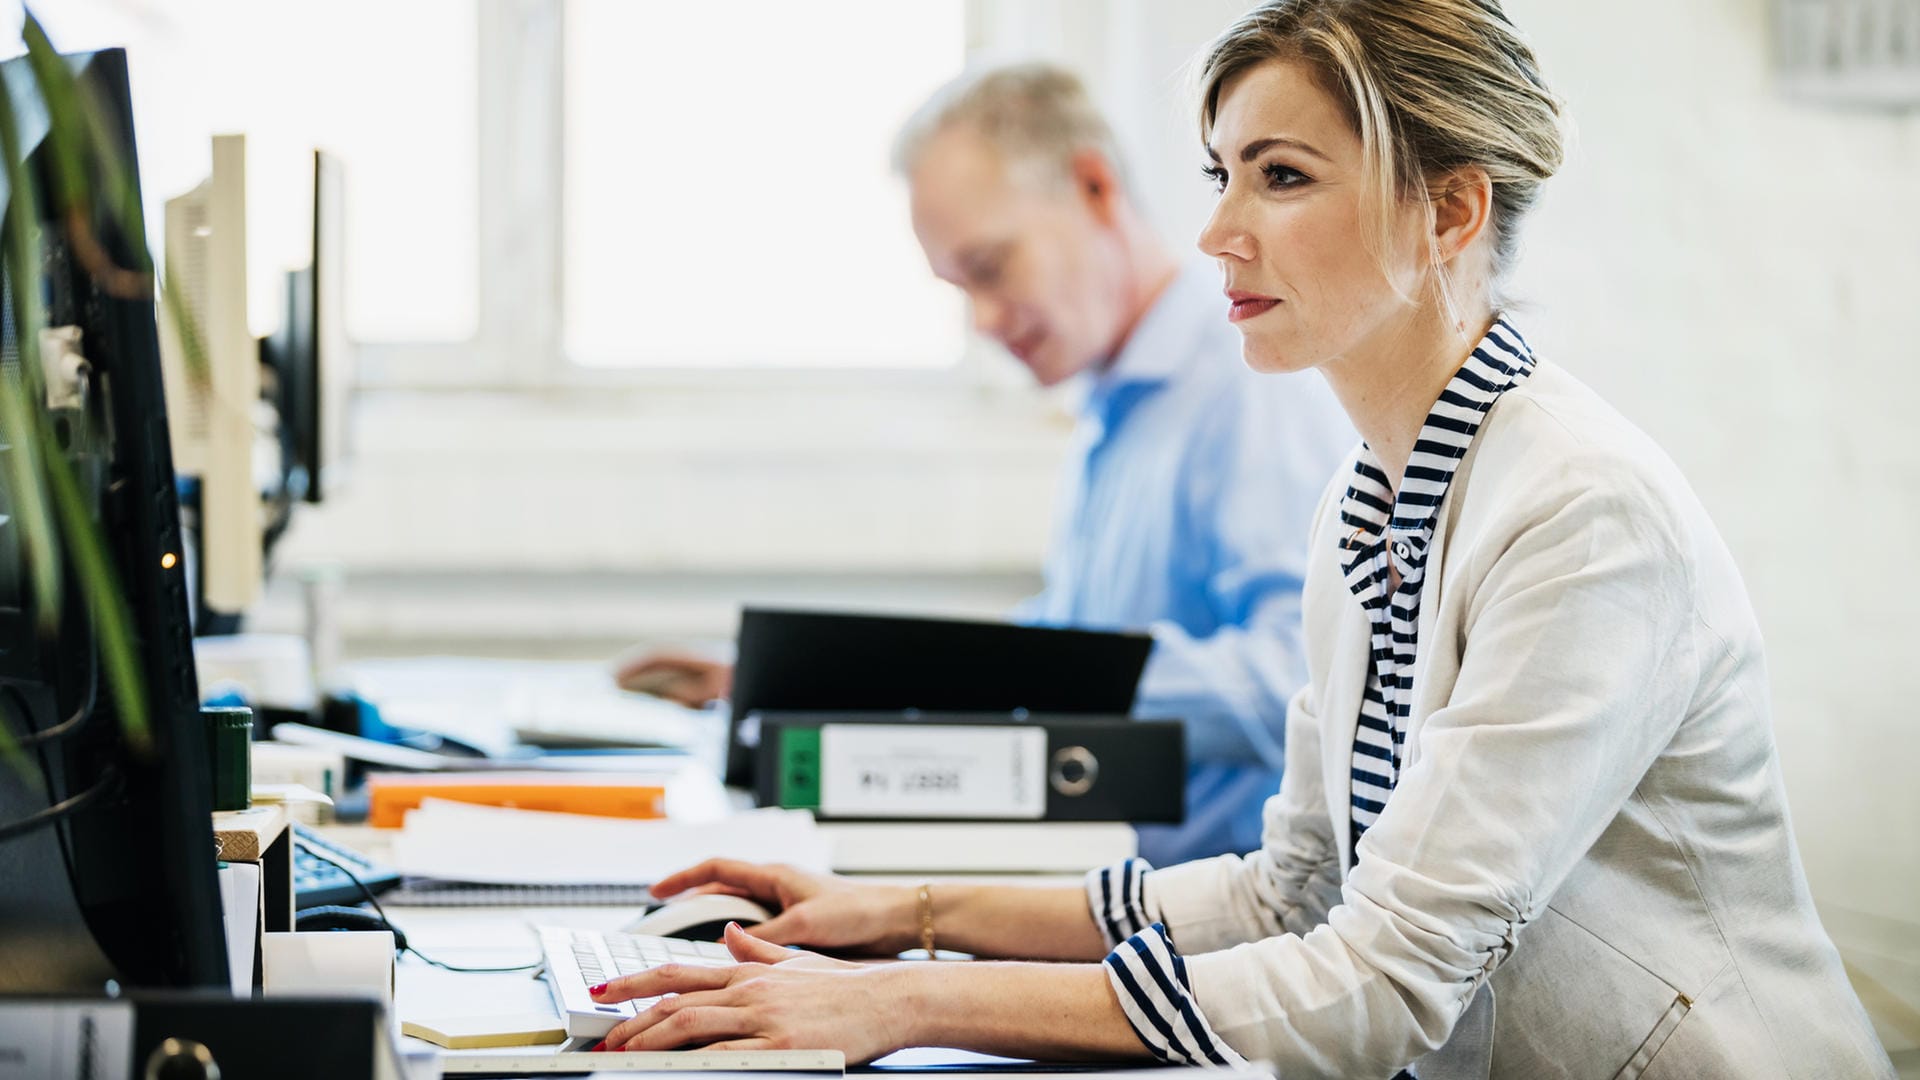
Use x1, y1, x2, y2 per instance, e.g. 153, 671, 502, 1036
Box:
1338, 317, 1538, 591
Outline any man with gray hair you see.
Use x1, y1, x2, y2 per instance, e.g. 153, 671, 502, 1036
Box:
622, 63, 1352, 864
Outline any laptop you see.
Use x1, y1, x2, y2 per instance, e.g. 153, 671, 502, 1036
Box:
724, 608, 1154, 785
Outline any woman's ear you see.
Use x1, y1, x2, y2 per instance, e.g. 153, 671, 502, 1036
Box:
1430, 167, 1494, 265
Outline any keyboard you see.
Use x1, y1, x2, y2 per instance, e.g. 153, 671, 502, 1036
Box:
538, 925, 734, 1039
292, 823, 403, 908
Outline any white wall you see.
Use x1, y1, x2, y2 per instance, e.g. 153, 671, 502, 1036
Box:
967, 0, 1252, 248
1503, 0, 1920, 949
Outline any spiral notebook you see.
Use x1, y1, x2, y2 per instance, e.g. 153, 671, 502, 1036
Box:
380, 878, 658, 907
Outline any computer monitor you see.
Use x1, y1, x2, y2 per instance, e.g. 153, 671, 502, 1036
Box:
0, 46, 229, 991
156, 133, 262, 619
264, 148, 351, 506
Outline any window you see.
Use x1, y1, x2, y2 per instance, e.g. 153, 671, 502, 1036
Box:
25, 0, 479, 343
561, 0, 967, 369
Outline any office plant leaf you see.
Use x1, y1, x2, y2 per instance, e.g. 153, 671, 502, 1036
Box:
0, 10, 161, 763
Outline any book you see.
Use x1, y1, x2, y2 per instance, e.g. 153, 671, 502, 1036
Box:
367, 772, 667, 828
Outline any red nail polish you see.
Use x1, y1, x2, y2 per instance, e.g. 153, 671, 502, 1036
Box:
591, 1040, 607, 1052
589, 982, 608, 995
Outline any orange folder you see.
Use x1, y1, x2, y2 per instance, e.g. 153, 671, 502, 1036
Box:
368, 773, 668, 828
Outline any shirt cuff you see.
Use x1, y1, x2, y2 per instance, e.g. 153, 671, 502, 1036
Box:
1140, 853, 1261, 956
1101, 924, 1251, 1068
1084, 858, 1157, 950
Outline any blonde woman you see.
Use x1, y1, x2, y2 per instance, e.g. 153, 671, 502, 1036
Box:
586, 2, 1894, 1075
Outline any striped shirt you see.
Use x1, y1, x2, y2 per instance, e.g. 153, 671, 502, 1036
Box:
1343, 318, 1535, 851
1083, 319, 1536, 1072
1084, 858, 1250, 1067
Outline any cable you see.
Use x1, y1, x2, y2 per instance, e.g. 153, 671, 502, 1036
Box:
0, 763, 119, 843
8, 672, 97, 748
2, 686, 87, 901
0, 603, 102, 751
291, 836, 545, 974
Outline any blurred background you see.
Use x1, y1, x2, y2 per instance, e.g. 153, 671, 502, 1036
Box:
18, 0, 1919, 1064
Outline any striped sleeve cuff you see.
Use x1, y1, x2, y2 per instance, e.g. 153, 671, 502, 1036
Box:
1102, 924, 1250, 1068
1084, 858, 1155, 949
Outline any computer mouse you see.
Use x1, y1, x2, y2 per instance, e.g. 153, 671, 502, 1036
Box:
295, 904, 408, 953
618, 893, 773, 942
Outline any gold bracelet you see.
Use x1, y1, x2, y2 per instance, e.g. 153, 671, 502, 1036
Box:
917, 883, 938, 959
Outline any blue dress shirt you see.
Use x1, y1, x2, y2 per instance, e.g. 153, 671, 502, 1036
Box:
1014, 262, 1354, 865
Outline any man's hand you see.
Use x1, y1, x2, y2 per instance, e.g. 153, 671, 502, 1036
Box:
613, 650, 733, 706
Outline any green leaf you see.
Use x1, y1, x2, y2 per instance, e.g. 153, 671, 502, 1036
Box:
40, 422, 150, 755
22, 12, 153, 301
3, 10, 158, 760
0, 728, 32, 784
0, 67, 62, 634
18, 11, 89, 224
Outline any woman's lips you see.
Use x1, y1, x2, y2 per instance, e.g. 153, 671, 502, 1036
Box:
1228, 298, 1279, 322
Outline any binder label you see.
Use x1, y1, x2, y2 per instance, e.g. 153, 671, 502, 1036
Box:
817, 724, 1047, 819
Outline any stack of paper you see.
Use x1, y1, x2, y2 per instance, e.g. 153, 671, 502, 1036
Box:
389, 800, 830, 885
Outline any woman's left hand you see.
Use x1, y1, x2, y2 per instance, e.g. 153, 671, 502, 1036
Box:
592, 922, 919, 1060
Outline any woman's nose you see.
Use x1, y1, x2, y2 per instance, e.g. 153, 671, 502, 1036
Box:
1197, 196, 1254, 264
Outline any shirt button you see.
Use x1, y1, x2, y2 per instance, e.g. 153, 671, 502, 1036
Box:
1393, 541, 1412, 559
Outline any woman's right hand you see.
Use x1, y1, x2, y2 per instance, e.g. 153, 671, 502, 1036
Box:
651, 859, 919, 955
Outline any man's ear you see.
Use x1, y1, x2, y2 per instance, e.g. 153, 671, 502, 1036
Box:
1068, 148, 1124, 225
1430, 166, 1494, 266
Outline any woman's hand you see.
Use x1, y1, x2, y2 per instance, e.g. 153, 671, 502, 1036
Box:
652, 859, 919, 955
593, 924, 918, 1060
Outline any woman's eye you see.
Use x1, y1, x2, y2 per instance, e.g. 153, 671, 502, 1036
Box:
1262, 163, 1310, 189
1200, 164, 1227, 194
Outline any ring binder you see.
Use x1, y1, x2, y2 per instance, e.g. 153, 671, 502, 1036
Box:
753, 712, 1184, 823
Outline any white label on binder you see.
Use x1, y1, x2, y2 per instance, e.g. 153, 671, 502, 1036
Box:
818, 725, 1047, 820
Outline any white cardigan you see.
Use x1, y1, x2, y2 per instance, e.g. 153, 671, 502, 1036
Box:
1141, 361, 1892, 1078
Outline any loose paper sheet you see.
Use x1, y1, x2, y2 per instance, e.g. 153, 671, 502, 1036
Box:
389, 800, 830, 885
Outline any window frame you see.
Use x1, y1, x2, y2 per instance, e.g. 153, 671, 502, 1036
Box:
357, 0, 1003, 395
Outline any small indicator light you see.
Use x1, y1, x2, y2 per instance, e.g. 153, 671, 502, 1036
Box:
160, 552, 178, 570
